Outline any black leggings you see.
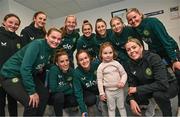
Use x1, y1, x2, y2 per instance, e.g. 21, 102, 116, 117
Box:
0, 86, 17, 116
49, 92, 78, 116
1, 77, 49, 116
127, 80, 178, 116
175, 70, 180, 106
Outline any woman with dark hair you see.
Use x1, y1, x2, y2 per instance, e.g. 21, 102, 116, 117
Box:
0, 28, 62, 116
73, 50, 100, 117
20, 11, 47, 46
76, 20, 98, 59
0, 13, 21, 116
95, 18, 112, 53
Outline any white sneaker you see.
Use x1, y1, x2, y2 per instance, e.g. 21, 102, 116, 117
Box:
177, 107, 180, 117
145, 98, 157, 117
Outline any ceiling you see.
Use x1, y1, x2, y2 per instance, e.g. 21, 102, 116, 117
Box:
14, 0, 122, 19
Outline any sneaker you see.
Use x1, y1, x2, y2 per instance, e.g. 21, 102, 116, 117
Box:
145, 98, 157, 117
177, 107, 180, 117
139, 105, 148, 110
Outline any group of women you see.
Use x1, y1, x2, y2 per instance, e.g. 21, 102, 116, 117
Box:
0, 7, 179, 117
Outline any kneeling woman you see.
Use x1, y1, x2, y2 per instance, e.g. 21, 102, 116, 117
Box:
125, 38, 178, 116
73, 50, 100, 117
0, 28, 62, 116
47, 49, 78, 116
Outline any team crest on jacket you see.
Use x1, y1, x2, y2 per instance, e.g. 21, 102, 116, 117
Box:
128, 36, 133, 39
73, 37, 76, 43
16, 43, 21, 49
143, 30, 150, 36
1, 42, 7, 46
12, 78, 19, 83
145, 67, 152, 76
67, 77, 72, 82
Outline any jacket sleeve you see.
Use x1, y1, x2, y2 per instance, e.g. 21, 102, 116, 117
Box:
73, 70, 88, 114
117, 61, 127, 84
47, 66, 59, 93
20, 42, 40, 95
97, 64, 105, 95
126, 67, 137, 102
151, 18, 178, 61
20, 29, 30, 47
137, 53, 169, 94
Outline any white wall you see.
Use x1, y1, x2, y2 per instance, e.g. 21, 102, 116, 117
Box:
2, 0, 53, 35
52, 0, 180, 46
0, 0, 10, 24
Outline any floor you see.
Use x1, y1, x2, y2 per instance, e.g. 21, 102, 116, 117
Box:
5, 85, 178, 116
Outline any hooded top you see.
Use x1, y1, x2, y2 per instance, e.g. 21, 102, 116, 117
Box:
47, 65, 74, 94
126, 51, 176, 102
0, 26, 21, 69
77, 33, 98, 58
73, 60, 99, 113
0, 39, 54, 95
110, 26, 140, 65
134, 17, 178, 63
20, 22, 46, 46
58, 30, 79, 62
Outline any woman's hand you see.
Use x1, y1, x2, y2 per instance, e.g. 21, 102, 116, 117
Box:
128, 87, 137, 95
172, 61, 180, 71
29, 93, 39, 108
82, 112, 88, 117
99, 94, 107, 102
130, 100, 142, 116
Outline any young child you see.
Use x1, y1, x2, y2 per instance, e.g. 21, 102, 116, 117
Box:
97, 42, 127, 117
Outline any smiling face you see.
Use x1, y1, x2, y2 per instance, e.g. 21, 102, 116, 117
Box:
34, 13, 47, 28
56, 54, 70, 72
101, 46, 114, 62
82, 24, 92, 38
96, 21, 107, 36
110, 17, 124, 33
125, 40, 143, 61
3, 16, 20, 32
46, 29, 62, 48
77, 52, 91, 70
65, 15, 77, 33
126, 10, 143, 28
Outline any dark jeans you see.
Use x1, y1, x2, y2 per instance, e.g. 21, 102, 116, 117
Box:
49, 92, 78, 116
127, 80, 178, 116
175, 69, 180, 106
83, 90, 97, 107
0, 77, 49, 116
0, 86, 17, 116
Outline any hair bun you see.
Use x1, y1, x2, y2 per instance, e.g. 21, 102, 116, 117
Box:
83, 20, 89, 24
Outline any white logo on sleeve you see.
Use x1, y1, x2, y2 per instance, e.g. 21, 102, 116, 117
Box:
1, 42, 7, 46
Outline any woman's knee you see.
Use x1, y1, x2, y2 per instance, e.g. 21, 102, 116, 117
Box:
54, 92, 64, 104
84, 94, 97, 106
153, 92, 168, 101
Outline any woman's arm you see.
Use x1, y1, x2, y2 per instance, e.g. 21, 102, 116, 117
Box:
73, 70, 88, 114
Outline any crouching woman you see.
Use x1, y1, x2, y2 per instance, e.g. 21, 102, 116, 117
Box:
125, 38, 178, 116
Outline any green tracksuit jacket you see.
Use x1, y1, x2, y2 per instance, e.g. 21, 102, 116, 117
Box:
0, 39, 54, 94
110, 26, 139, 65
134, 18, 178, 63
47, 65, 74, 94
73, 60, 99, 113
